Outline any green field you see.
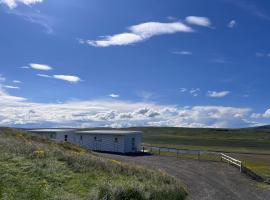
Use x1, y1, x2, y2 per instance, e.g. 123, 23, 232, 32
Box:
123, 127, 270, 182
0, 128, 186, 200
124, 127, 270, 154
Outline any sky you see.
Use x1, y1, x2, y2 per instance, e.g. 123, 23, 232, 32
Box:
1, 0, 270, 128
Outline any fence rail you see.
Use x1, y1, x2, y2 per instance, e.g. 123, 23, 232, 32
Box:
141, 146, 243, 173
221, 153, 242, 172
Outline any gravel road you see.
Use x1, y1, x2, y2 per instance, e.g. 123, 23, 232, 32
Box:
97, 153, 270, 200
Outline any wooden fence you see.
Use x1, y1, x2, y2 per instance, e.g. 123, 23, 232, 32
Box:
220, 153, 242, 172
141, 146, 243, 171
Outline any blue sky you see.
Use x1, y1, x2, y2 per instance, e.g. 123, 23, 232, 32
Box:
1, 0, 270, 128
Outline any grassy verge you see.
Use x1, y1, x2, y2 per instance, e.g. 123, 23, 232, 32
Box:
0, 128, 187, 200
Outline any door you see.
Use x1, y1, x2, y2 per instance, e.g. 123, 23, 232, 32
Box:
114, 137, 119, 152
131, 137, 136, 152
93, 135, 102, 151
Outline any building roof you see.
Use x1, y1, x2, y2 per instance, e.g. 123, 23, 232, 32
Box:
28, 129, 75, 132
76, 130, 142, 136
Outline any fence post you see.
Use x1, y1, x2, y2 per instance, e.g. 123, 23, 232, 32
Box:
198, 151, 200, 160
158, 148, 160, 155
177, 150, 179, 158
240, 162, 242, 173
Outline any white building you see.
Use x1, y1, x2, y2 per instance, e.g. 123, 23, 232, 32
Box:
28, 129, 142, 153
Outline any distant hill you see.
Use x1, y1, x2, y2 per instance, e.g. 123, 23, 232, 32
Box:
0, 128, 186, 200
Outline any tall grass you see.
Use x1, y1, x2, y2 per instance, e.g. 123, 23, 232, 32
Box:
0, 128, 187, 200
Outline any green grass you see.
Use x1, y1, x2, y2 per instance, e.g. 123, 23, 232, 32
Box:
124, 127, 270, 154
124, 127, 270, 182
0, 128, 187, 200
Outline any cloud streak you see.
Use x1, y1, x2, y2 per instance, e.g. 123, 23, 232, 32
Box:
0, 0, 43, 9
82, 21, 194, 47
37, 74, 81, 83
185, 16, 212, 27
207, 91, 230, 98
173, 51, 192, 55
23, 63, 53, 71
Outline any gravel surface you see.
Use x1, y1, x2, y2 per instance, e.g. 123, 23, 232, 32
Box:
97, 153, 270, 200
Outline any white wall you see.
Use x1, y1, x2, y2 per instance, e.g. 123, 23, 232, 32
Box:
30, 130, 142, 153
124, 134, 141, 153
78, 134, 125, 153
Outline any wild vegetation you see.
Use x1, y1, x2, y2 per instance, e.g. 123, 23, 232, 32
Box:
0, 128, 187, 200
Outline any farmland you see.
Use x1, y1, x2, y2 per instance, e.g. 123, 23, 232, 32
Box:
123, 127, 270, 181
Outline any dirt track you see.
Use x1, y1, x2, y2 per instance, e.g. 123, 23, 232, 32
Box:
97, 153, 270, 200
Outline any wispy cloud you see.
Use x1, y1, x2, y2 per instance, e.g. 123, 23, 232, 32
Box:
0, 0, 43, 9
190, 88, 200, 97
37, 74, 51, 78
3, 85, 20, 89
28, 63, 53, 71
53, 75, 81, 83
172, 51, 192, 55
8, 8, 54, 34
185, 16, 212, 27
37, 74, 81, 83
0, 74, 6, 82
180, 88, 187, 92
225, 0, 270, 21
207, 91, 230, 98
2, 0, 54, 34
81, 21, 194, 47
109, 94, 120, 98
228, 20, 237, 28
255, 52, 270, 58
13, 80, 22, 83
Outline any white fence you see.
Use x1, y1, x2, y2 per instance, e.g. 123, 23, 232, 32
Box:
221, 153, 242, 172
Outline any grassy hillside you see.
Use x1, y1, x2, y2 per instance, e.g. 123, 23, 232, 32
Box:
0, 128, 186, 200
124, 127, 270, 154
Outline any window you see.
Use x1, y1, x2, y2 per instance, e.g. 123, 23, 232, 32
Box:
80, 135, 83, 140
94, 136, 97, 141
114, 137, 118, 143
64, 135, 68, 141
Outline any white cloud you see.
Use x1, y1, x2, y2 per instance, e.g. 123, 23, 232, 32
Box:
262, 109, 270, 118
207, 91, 230, 98
29, 63, 53, 71
129, 22, 193, 37
0, 0, 43, 9
53, 75, 81, 83
228, 20, 237, 28
37, 74, 81, 83
185, 16, 212, 27
256, 52, 270, 58
0, 83, 26, 103
0, 74, 6, 82
3, 85, 19, 89
190, 88, 200, 97
7, 8, 54, 34
109, 94, 120, 98
37, 74, 52, 78
180, 88, 187, 92
0, 90, 253, 128
13, 80, 22, 83
172, 51, 192, 55
83, 21, 193, 47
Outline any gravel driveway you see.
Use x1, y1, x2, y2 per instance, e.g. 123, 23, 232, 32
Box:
97, 153, 270, 200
